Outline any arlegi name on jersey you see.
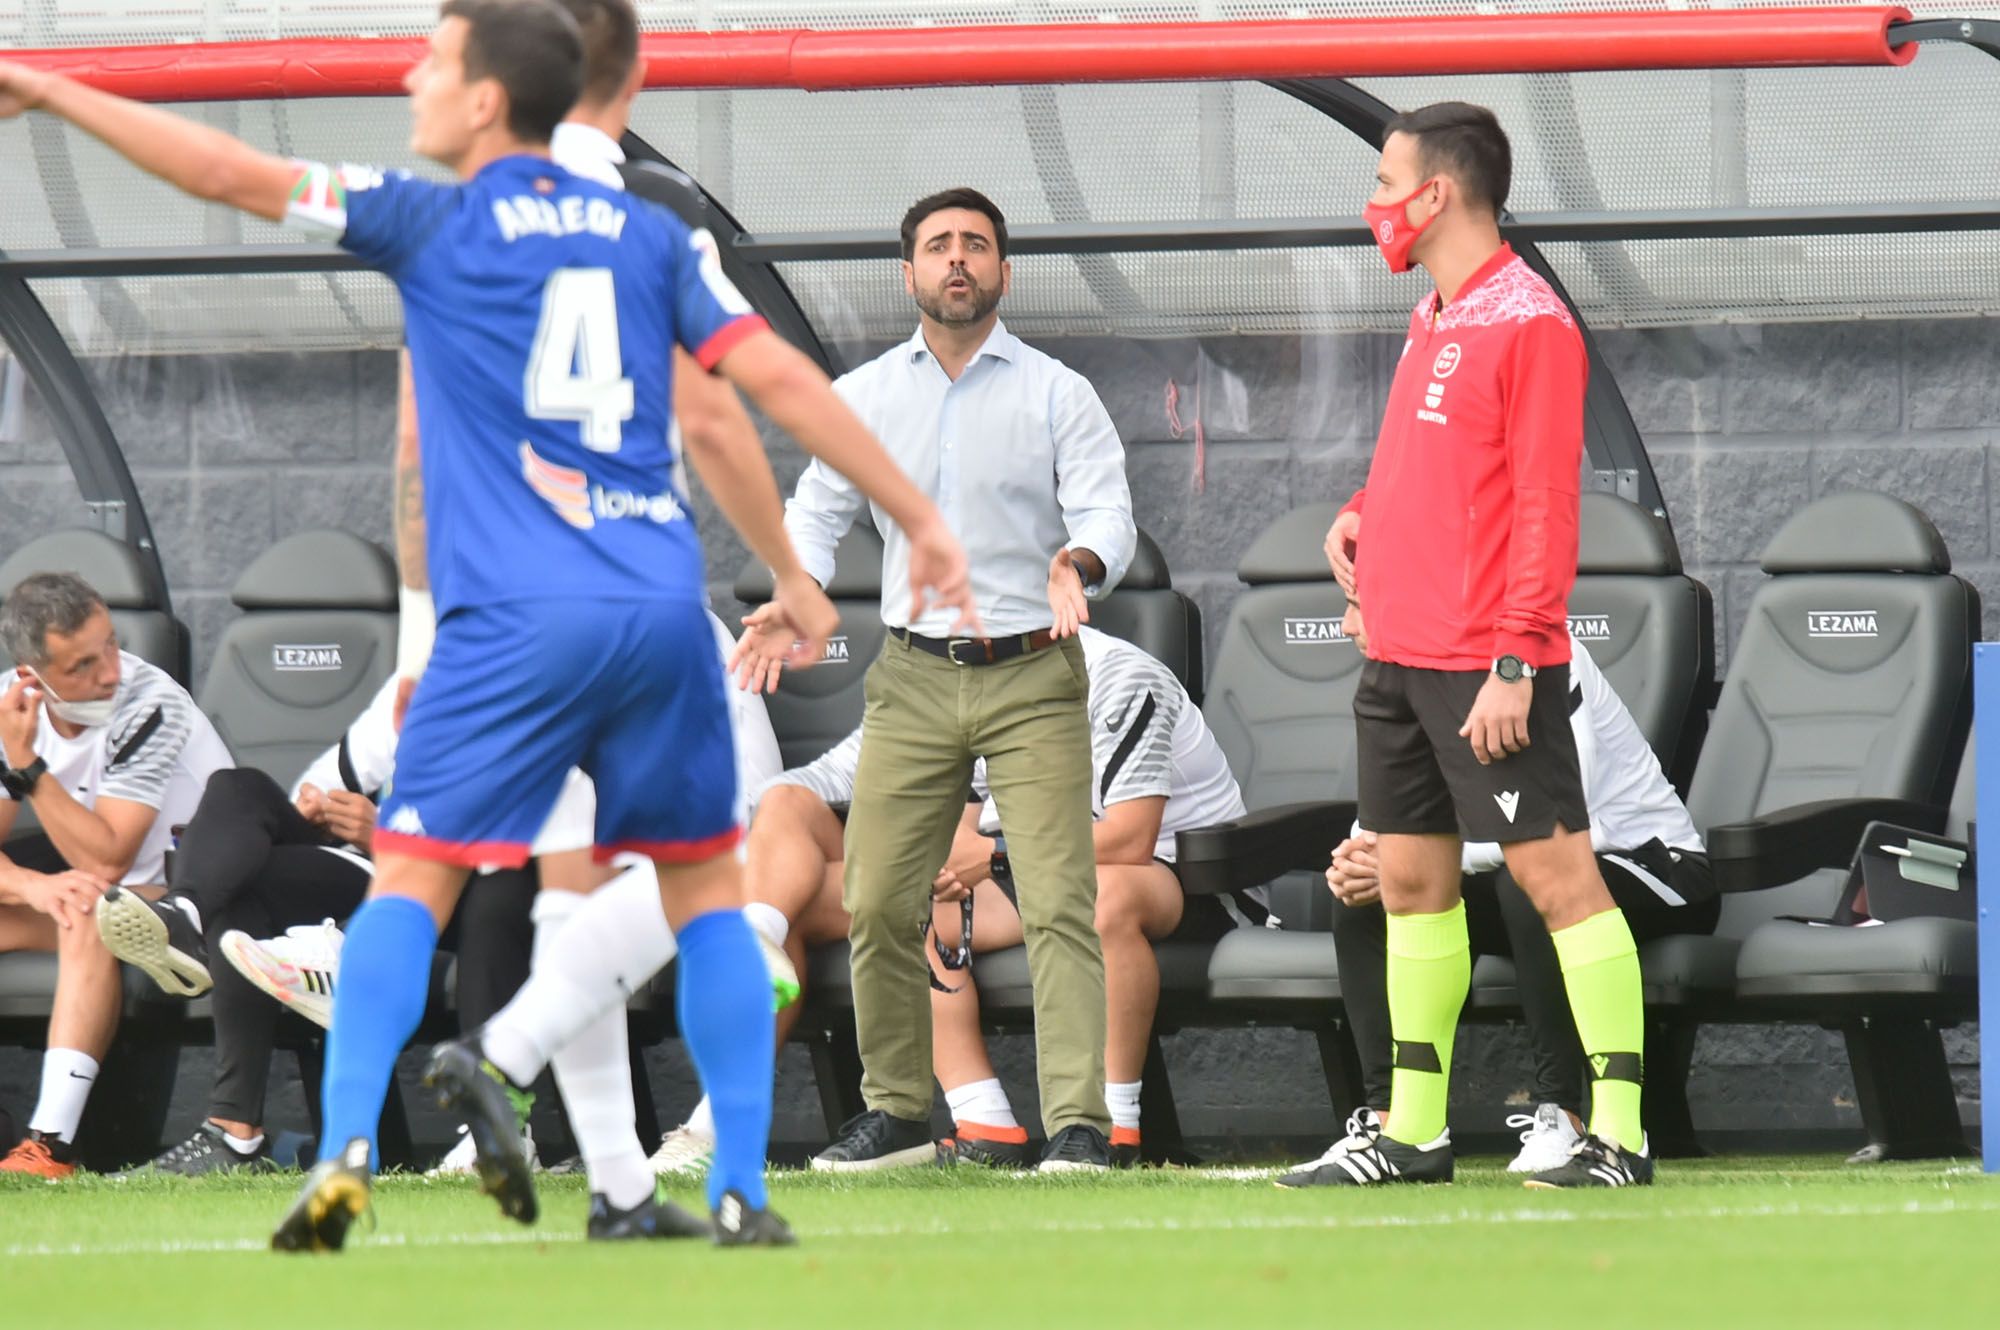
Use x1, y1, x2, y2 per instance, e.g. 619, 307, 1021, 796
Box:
492, 193, 629, 244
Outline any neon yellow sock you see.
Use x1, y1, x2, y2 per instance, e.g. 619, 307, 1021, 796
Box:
1382, 902, 1470, 1146
1552, 908, 1646, 1154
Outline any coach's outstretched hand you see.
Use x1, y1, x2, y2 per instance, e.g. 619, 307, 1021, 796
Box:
729, 568, 842, 694
908, 514, 982, 638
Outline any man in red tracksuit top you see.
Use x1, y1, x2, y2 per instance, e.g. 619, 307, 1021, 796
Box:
1281, 103, 1654, 1191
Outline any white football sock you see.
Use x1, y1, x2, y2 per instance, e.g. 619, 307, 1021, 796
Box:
29, 1049, 98, 1143
221, 1127, 266, 1156
480, 862, 676, 1090
944, 1077, 1017, 1129
742, 901, 789, 949
1107, 1080, 1143, 1133
684, 1096, 715, 1139
531, 888, 653, 1211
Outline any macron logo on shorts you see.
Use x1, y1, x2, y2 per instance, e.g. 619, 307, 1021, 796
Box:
1494, 790, 1520, 823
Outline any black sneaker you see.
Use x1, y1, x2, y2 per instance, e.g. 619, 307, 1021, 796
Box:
422, 1038, 538, 1224
810, 1110, 934, 1172
712, 1188, 796, 1247
1110, 1140, 1142, 1170
122, 1122, 276, 1178
97, 889, 210, 997
1523, 1133, 1654, 1189
1274, 1110, 1452, 1187
271, 1138, 372, 1253
935, 1128, 1035, 1170
1037, 1124, 1111, 1174
586, 1188, 711, 1241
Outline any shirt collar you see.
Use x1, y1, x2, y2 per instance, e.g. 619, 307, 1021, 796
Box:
905, 318, 1018, 367
551, 122, 626, 167
1428, 242, 1516, 320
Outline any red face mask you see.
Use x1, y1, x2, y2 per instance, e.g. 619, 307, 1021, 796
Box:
1363, 178, 1439, 274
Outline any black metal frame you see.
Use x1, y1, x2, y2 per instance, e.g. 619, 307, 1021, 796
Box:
0, 267, 167, 607
10, 20, 2000, 582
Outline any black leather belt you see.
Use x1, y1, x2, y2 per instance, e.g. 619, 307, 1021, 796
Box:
893, 626, 1059, 666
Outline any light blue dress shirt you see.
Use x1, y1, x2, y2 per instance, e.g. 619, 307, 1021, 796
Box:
784, 319, 1136, 637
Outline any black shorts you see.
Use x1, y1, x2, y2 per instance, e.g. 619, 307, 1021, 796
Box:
992, 856, 1252, 943
1355, 658, 1589, 844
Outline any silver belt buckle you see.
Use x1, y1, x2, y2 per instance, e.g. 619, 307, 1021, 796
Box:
947, 638, 981, 666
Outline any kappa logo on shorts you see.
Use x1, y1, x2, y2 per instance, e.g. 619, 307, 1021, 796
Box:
386, 806, 426, 836
1807, 610, 1879, 639
1282, 617, 1351, 645
1568, 614, 1612, 643
1494, 790, 1520, 823
271, 643, 343, 672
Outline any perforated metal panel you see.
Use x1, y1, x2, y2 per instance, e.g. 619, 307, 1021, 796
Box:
2, 1, 1997, 354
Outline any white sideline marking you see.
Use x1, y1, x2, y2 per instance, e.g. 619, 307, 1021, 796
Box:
6, 1195, 2000, 1259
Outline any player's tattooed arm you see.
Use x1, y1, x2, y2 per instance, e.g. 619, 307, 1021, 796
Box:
392, 351, 434, 701
0, 63, 301, 221
393, 354, 430, 593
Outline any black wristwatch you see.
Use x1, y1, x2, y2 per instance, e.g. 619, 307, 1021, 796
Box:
1, 756, 48, 800
1492, 654, 1537, 684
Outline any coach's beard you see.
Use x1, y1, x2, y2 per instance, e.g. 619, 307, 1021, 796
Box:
916, 270, 1002, 328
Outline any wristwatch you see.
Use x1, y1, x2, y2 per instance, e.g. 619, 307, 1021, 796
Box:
1492, 655, 1537, 684
1, 756, 48, 800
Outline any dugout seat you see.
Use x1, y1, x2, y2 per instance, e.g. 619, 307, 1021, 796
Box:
1161, 504, 1370, 1118
1565, 492, 1715, 791
1637, 491, 1974, 1152
198, 530, 397, 788
734, 523, 885, 770
0, 528, 190, 685
1091, 529, 1204, 704
1184, 502, 1363, 936
1730, 742, 1977, 1159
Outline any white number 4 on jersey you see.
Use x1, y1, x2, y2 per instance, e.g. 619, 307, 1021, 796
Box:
526, 267, 634, 452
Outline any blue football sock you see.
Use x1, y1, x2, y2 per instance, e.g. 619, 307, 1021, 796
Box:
675, 908, 776, 1210
318, 895, 439, 1164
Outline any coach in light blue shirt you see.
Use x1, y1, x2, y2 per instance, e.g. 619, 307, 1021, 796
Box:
779, 187, 1136, 1174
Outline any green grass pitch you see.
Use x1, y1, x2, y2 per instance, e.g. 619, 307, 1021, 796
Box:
4, 1158, 1995, 1329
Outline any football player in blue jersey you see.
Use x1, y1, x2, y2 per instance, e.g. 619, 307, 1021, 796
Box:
0, 0, 976, 1253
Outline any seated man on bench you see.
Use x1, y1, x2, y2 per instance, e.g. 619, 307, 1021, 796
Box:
650, 625, 1255, 1175
0, 572, 233, 1178
96, 672, 552, 1175
1279, 605, 1715, 1187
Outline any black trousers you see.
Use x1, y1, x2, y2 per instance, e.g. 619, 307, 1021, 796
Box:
1329, 843, 1719, 1113
179, 770, 537, 1125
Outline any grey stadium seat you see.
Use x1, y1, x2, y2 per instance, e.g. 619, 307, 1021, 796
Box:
1187, 501, 1364, 931
1168, 503, 1370, 1116
198, 530, 397, 788
734, 524, 885, 770
1091, 529, 1204, 704
1638, 491, 1974, 1151
0, 528, 190, 685
1731, 743, 1977, 1159
1565, 492, 1715, 790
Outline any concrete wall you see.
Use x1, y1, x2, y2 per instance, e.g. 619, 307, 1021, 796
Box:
2, 316, 1991, 1155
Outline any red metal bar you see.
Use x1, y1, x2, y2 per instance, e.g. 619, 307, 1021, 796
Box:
1, 9, 1915, 104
